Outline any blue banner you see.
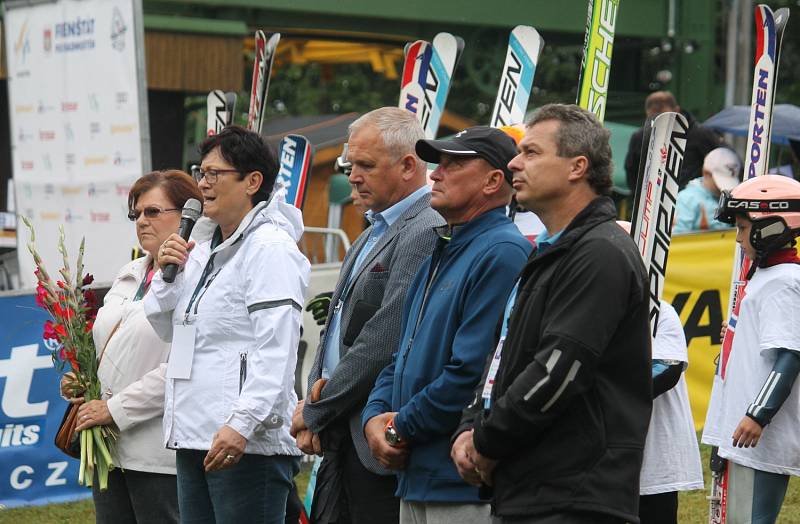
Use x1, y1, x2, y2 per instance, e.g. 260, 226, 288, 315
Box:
0, 292, 89, 507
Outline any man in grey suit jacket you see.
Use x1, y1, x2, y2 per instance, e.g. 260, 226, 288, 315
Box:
291, 107, 444, 524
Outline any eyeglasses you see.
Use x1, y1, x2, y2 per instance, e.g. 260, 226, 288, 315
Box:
191, 164, 241, 184
128, 206, 181, 221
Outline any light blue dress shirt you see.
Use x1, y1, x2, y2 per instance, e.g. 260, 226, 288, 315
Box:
321, 185, 431, 379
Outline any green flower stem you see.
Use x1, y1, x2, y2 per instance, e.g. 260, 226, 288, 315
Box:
78, 429, 87, 485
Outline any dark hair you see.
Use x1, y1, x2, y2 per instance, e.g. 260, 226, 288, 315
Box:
526, 104, 613, 196
128, 169, 203, 215
199, 126, 278, 205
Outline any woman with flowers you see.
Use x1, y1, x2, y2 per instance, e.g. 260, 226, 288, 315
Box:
61, 170, 202, 523
144, 126, 310, 524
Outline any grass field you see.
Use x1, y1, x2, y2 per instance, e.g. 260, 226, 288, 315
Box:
2, 445, 799, 523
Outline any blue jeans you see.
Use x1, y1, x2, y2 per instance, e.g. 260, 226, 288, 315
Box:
176, 449, 299, 524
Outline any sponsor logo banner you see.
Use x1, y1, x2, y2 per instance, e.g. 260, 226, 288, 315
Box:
0, 294, 90, 507
4, 0, 143, 292
664, 230, 736, 430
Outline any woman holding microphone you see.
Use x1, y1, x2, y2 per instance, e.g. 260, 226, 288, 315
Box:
145, 126, 310, 523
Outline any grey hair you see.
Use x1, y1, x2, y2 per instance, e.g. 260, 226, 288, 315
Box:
349, 107, 426, 171
526, 104, 613, 196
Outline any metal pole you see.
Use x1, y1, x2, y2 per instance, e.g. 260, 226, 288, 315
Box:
724, 0, 739, 108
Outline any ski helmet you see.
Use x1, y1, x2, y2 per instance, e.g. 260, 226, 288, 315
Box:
716, 174, 800, 254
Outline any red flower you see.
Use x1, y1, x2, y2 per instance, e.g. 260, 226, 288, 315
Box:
52, 301, 75, 321
82, 273, 94, 286
43, 320, 60, 341
35, 283, 50, 309
83, 290, 98, 319
64, 348, 79, 372
84, 320, 94, 334
56, 280, 65, 289
54, 323, 67, 340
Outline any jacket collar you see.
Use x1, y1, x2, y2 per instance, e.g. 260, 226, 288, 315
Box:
433, 206, 510, 249
337, 191, 433, 295
191, 193, 304, 255
531, 196, 617, 262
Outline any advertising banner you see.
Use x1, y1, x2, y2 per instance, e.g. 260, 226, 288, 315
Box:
0, 292, 87, 508
663, 230, 737, 430
4, 0, 147, 289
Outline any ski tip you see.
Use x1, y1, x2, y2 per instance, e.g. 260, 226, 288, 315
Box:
511, 25, 545, 54
773, 7, 790, 29
255, 29, 266, 40
432, 32, 464, 65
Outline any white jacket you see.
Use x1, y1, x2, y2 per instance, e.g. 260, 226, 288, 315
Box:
94, 255, 175, 475
144, 195, 310, 456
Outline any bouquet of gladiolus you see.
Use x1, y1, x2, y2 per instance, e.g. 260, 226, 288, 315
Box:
22, 217, 116, 490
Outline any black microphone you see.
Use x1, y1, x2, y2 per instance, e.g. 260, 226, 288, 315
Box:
162, 198, 202, 283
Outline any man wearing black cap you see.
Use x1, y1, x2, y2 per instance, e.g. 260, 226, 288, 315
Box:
362, 126, 532, 524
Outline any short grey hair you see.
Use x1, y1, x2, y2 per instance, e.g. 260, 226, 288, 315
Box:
349, 107, 425, 170
526, 104, 612, 196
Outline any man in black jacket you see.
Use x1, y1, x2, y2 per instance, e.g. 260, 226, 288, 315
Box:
624, 91, 723, 192
451, 104, 652, 523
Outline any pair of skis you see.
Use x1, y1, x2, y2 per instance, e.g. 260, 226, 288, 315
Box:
204, 31, 313, 211
706, 6, 789, 524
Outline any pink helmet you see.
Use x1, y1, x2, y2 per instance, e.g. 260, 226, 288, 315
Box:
716, 174, 800, 254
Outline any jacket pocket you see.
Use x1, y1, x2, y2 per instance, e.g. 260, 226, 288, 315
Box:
342, 300, 380, 346
502, 396, 605, 482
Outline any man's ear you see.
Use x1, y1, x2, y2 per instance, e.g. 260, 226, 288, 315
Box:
567, 156, 590, 182
400, 154, 419, 180
484, 169, 506, 195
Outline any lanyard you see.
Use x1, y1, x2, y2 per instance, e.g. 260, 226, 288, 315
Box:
182, 228, 226, 324
133, 264, 155, 302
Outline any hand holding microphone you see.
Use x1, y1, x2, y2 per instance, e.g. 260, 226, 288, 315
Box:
160, 199, 202, 283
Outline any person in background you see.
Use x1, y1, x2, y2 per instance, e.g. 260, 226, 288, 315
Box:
674, 147, 742, 234
452, 104, 652, 523
362, 126, 531, 524
62, 170, 202, 523
145, 126, 309, 524
625, 91, 724, 191
291, 107, 444, 524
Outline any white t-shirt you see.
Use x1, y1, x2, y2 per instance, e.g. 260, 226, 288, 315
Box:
640, 301, 704, 495
701, 263, 800, 476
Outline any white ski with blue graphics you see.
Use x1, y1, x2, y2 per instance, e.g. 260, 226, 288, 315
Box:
276, 134, 313, 210
490, 25, 544, 127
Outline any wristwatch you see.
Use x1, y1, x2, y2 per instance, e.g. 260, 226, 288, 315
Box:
384, 417, 406, 448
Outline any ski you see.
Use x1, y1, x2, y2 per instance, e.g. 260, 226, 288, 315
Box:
206, 89, 227, 136
709, 6, 789, 524
224, 92, 237, 127
248, 32, 281, 135
629, 112, 688, 338
720, 5, 789, 378
276, 134, 313, 209
248, 31, 267, 131
398, 33, 464, 139
490, 25, 544, 128
576, 0, 620, 123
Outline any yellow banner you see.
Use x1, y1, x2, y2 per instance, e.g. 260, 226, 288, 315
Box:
663, 229, 737, 430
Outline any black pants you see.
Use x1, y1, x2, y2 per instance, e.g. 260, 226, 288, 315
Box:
92, 468, 179, 524
639, 491, 678, 524
494, 511, 626, 523
336, 437, 399, 524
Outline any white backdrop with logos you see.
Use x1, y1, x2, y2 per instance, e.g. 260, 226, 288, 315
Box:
4, 0, 149, 289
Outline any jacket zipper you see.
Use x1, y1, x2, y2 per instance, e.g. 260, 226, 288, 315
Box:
397, 238, 448, 399
239, 352, 248, 394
